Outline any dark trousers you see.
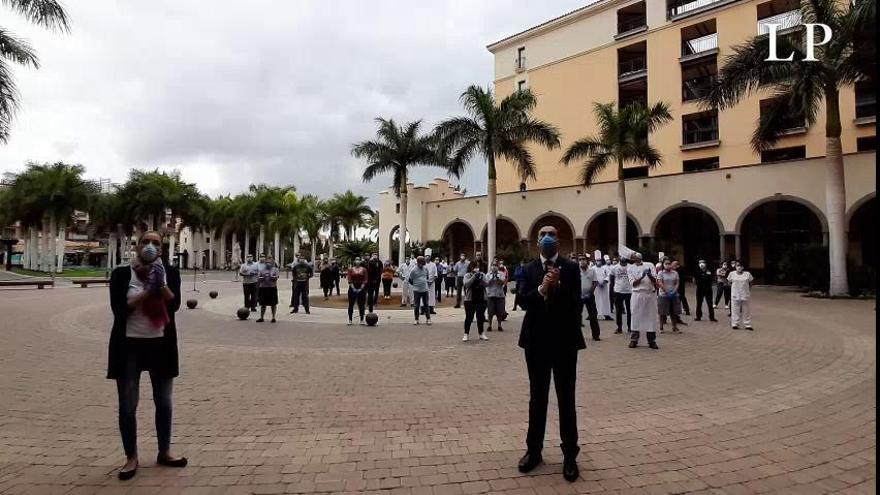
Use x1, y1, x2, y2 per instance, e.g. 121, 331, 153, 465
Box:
615, 292, 632, 331
117, 371, 173, 458
679, 287, 691, 315
580, 295, 600, 340
347, 287, 366, 321
413, 291, 430, 320
334, 278, 340, 296
525, 349, 579, 458
630, 330, 657, 344
714, 284, 731, 306
455, 276, 464, 306
463, 300, 486, 334
242, 282, 257, 309
445, 277, 455, 296
609, 287, 616, 313
322, 285, 332, 298
695, 287, 715, 320
382, 279, 392, 297
366, 281, 380, 312
512, 282, 524, 310
435, 278, 443, 301
291, 281, 309, 311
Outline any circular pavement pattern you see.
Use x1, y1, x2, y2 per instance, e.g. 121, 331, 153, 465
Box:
0, 281, 875, 494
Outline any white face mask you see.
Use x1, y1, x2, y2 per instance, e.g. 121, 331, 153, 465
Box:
699, 263, 706, 270
736, 266, 744, 273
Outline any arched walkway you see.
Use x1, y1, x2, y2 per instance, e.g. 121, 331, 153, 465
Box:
441, 220, 476, 260
848, 196, 876, 269
739, 200, 824, 284
389, 225, 412, 261
528, 213, 576, 257
653, 205, 722, 270
584, 210, 639, 257
481, 217, 522, 257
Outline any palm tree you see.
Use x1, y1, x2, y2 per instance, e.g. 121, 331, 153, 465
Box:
298, 194, 326, 266
560, 102, 672, 250
434, 86, 561, 263
0, 0, 69, 144
354, 118, 453, 265
331, 190, 373, 240
700, 0, 874, 296
365, 209, 380, 241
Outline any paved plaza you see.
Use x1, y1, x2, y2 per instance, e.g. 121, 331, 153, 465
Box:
0, 279, 875, 494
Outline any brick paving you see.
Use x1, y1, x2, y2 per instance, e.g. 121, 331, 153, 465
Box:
0, 282, 875, 494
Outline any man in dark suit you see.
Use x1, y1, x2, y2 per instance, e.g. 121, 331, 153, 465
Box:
517, 225, 585, 482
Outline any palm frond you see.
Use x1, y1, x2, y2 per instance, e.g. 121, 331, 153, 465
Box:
0, 30, 39, 67
560, 138, 606, 165
579, 153, 611, 186
497, 141, 537, 181
1, 0, 69, 32
0, 59, 18, 144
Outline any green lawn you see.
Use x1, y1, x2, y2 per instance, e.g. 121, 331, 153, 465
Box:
11, 268, 110, 279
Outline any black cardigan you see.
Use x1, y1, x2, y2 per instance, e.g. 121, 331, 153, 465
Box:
107, 264, 182, 379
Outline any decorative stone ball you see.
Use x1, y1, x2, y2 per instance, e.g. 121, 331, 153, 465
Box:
186, 299, 198, 309
365, 313, 379, 326
209, 290, 218, 299
236, 307, 250, 320
392, 282, 399, 288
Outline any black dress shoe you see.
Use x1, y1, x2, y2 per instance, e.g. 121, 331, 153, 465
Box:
649, 342, 659, 350
157, 454, 188, 468
628, 341, 637, 348
562, 458, 579, 482
518, 452, 543, 473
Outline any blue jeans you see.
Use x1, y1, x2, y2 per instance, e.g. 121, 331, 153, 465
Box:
116, 355, 174, 458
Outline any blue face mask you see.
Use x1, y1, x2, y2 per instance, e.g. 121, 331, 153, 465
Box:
538, 234, 558, 255
141, 244, 159, 262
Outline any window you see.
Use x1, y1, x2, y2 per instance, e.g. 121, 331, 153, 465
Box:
760, 98, 805, 132
618, 41, 647, 80
682, 61, 717, 101
855, 80, 876, 119
395, 203, 400, 214
517, 80, 527, 92
682, 110, 719, 145
667, 0, 728, 20
761, 145, 806, 163
617, 2, 647, 35
857, 136, 876, 152
623, 166, 649, 179
516, 47, 526, 71
681, 19, 718, 57
757, 0, 801, 34
683, 156, 720, 172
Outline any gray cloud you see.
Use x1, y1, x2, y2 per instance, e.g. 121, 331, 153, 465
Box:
0, 0, 586, 202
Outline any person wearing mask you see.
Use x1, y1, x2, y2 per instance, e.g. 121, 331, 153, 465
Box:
256, 255, 280, 323
453, 253, 469, 308
329, 259, 342, 296
610, 256, 632, 334
319, 261, 335, 300
238, 254, 259, 312
517, 226, 584, 483
435, 257, 446, 303
693, 259, 717, 322
608, 256, 618, 315
289, 254, 313, 314
727, 261, 754, 330
396, 257, 412, 308
578, 255, 601, 341
592, 251, 613, 321
657, 259, 681, 333
445, 258, 457, 297
381, 260, 396, 300
627, 252, 659, 349
365, 253, 383, 313
485, 260, 507, 332
108, 231, 187, 481
425, 256, 439, 315
714, 261, 731, 311
498, 259, 510, 297
474, 252, 488, 273
672, 260, 690, 323
462, 261, 488, 341
408, 256, 431, 325
346, 257, 369, 326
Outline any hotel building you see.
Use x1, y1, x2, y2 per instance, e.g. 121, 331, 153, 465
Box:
378, 0, 875, 281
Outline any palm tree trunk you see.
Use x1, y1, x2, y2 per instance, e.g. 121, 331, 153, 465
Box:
293, 232, 300, 259
487, 156, 498, 264
398, 171, 408, 267
40, 217, 50, 272
168, 232, 176, 266
56, 225, 65, 273
47, 214, 57, 273
824, 87, 848, 296
258, 225, 265, 256
231, 231, 239, 265
29, 227, 37, 270
616, 160, 628, 252
107, 232, 115, 269
219, 229, 227, 269
244, 229, 250, 263
273, 230, 281, 262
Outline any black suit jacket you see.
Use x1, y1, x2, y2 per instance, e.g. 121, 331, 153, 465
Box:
517, 257, 586, 352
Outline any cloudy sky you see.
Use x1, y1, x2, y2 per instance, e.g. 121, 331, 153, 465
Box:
0, 1, 588, 204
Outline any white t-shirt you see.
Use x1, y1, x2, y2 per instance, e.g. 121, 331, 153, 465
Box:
728, 271, 754, 300
627, 263, 657, 293
579, 267, 597, 297
126, 267, 167, 338
612, 264, 633, 294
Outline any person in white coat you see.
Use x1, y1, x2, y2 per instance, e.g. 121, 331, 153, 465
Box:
396, 257, 412, 307
425, 257, 438, 315
728, 261, 754, 330
627, 252, 660, 349
593, 250, 612, 320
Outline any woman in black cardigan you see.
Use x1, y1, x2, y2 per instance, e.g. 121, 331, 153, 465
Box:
108, 231, 188, 480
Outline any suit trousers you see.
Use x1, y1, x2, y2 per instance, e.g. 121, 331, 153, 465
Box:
580, 295, 601, 340
525, 348, 580, 458
695, 287, 715, 320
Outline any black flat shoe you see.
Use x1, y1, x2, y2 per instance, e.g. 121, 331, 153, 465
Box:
649, 342, 659, 350
628, 341, 638, 348
118, 461, 138, 480
518, 452, 543, 473
614, 329, 622, 334
562, 458, 580, 482
157, 455, 188, 468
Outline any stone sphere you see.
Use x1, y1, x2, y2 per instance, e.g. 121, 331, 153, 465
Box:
186, 299, 198, 309
392, 282, 399, 288
236, 307, 250, 320
209, 290, 219, 299
365, 313, 379, 326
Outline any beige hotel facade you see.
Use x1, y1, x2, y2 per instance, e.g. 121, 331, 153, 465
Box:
378, 0, 876, 281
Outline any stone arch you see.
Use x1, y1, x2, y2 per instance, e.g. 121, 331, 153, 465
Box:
652, 203, 723, 269
388, 225, 412, 261
650, 201, 724, 235
846, 192, 876, 228
527, 211, 577, 256
583, 209, 641, 256
441, 219, 477, 260
480, 216, 523, 253
735, 195, 828, 234
847, 193, 876, 268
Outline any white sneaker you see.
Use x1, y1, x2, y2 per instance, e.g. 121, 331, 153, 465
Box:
426, 320, 432, 326
347, 320, 353, 326
479, 334, 489, 341
462, 334, 469, 342
724, 304, 729, 309
414, 320, 420, 326
359, 320, 365, 326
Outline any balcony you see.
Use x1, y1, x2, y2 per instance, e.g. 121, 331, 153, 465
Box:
615, 17, 647, 40
856, 95, 876, 122
515, 56, 527, 72
668, 0, 739, 21
681, 33, 718, 62
758, 10, 802, 35
618, 56, 647, 82
682, 75, 716, 101
682, 111, 720, 149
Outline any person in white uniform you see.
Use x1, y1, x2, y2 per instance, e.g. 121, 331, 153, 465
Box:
727, 261, 754, 330
396, 257, 412, 307
425, 256, 438, 315
592, 250, 612, 320
627, 252, 659, 349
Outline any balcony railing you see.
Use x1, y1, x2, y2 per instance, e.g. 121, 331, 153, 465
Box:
668, 0, 725, 19
856, 95, 876, 119
682, 33, 718, 56
515, 56, 527, 71
758, 10, 802, 35
682, 75, 716, 101
618, 56, 647, 78
617, 17, 647, 35
683, 125, 719, 145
